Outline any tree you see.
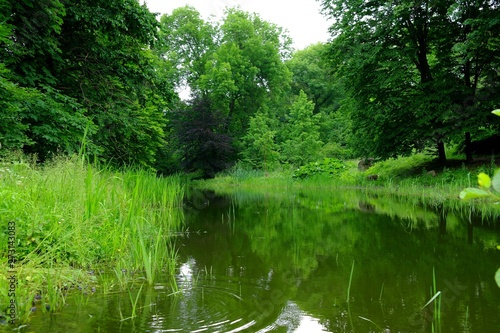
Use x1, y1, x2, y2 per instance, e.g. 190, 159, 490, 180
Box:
161, 7, 292, 139
0, 0, 174, 167
242, 109, 280, 170
157, 7, 293, 171
286, 43, 351, 158
281, 91, 323, 166
0, 14, 93, 159
157, 6, 216, 90
172, 97, 234, 178
55, 0, 172, 167
286, 43, 340, 114
320, 0, 500, 161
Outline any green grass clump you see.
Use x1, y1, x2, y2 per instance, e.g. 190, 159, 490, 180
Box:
0, 153, 185, 324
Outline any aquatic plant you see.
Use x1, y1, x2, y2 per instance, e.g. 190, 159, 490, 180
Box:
0, 154, 185, 325
422, 268, 442, 333
346, 260, 355, 303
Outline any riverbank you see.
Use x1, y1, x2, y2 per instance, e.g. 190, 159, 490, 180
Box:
0, 153, 185, 324
195, 154, 500, 219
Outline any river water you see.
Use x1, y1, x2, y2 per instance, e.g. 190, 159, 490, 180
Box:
17, 188, 500, 332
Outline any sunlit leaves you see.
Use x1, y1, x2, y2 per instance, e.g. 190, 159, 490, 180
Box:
477, 173, 491, 189
459, 188, 491, 200
495, 268, 500, 288
460, 169, 500, 201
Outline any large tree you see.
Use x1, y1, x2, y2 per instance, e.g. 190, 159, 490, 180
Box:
1, 0, 174, 167
286, 43, 351, 157
199, 8, 292, 137
56, 0, 172, 167
157, 7, 293, 172
157, 6, 216, 91
0, 2, 92, 159
320, 0, 500, 161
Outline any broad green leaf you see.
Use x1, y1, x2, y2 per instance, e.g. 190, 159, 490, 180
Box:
492, 170, 500, 193
478, 172, 491, 189
492, 109, 500, 116
495, 268, 500, 288
459, 188, 490, 200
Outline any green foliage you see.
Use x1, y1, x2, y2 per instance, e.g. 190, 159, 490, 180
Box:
0, 60, 94, 158
320, 0, 500, 161
172, 97, 234, 178
292, 158, 346, 179
242, 110, 280, 170
0, 0, 174, 168
158, 6, 216, 88
286, 43, 341, 114
160, 7, 292, 142
0, 155, 184, 322
461, 111, 500, 202
281, 91, 323, 166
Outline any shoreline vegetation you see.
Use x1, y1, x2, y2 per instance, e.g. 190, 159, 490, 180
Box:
1, 151, 499, 326
195, 153, 500, 220
0, 153, 185, 324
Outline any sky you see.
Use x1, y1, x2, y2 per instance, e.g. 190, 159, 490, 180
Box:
143, 0, 332, 50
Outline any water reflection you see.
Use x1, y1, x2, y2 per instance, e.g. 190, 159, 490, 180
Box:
21, 188, 499, 332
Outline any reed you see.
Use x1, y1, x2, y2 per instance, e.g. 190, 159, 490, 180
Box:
379, 282, 384, 302
0, 153, 185, 324
346, 260, 355, 303
422, 268, 442, 333
358, 316, 383, 331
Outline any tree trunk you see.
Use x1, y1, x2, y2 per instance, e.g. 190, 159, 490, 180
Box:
465, 132, 473, 163
437, 140, 446, 163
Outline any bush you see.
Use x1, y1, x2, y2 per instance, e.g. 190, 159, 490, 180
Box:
292, 158, 346, 179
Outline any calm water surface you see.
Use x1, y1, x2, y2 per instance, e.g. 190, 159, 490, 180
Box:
18, 188, 500, 332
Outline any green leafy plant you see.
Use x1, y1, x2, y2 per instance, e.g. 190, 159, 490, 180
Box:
459, 171, 500, 201
292, 157, 346, 179
460, 110, 500, 288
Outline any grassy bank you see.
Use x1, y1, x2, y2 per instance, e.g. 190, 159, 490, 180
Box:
0, 154, 185, 324
195, 154, 500, 218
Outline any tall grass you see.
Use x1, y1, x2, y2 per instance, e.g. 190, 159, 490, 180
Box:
0, 153, 185, 324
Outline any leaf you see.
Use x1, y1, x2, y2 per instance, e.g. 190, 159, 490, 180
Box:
492, 109, 500, 116
492, 170, 500, 193
422, 291, 441, 309
459, 188, 490, 200
477, 173, 491, 189
495, 268, 500, 288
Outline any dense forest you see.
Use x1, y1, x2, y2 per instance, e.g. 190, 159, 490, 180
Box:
1, 0, 499, 177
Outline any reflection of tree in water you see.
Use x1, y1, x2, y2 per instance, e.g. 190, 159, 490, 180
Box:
230, 190, 499, 332
181, 188, 500, 332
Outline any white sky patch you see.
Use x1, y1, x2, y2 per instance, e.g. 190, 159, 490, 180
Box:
143, 0, 332, 50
